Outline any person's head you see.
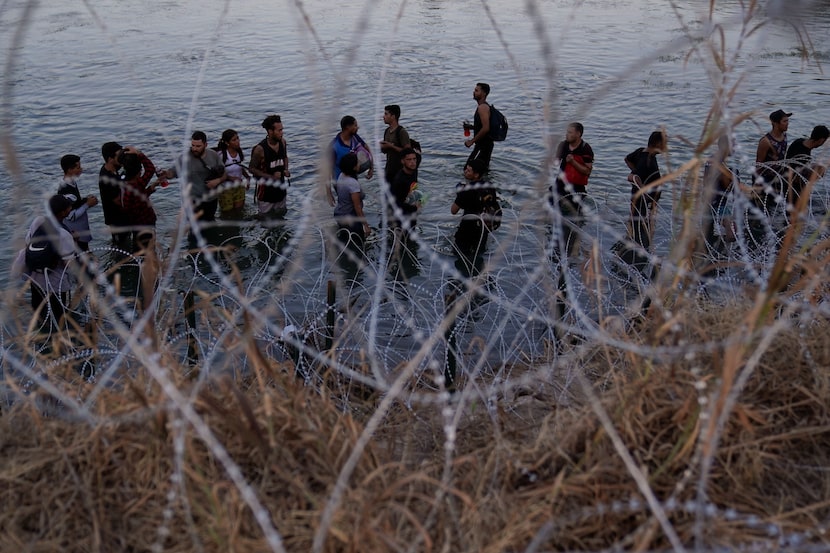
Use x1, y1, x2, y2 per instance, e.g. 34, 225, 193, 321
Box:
769, 109, 792, 131
190, 131, 208, 157
474, 82, 490, 101
810, 125, 829, 143
262, 115, 283, 142
464, 159, 486, 181
60, 154, 82, 177
400, 147, 418, 172
340, 115, 358, 134
121, 153, 142, 180
218, 129, 240, 152
101, 141, 122, 164
49, 194, 72, 219
647, 130, 665, 151
383, 105, 401, 125
339, 152, 359, 179
566, 122, 584, 144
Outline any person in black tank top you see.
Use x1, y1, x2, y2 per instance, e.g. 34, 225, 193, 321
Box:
249, 114, 291, 217
464, 83, 495, 171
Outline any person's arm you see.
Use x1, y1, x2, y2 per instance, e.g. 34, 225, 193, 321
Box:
567, 155, 592, 176
159, 160, 178, 180
381, 128, 411, 154
625, 151, 641, 185
248, 145, 269, 180
451, 202, 461, 215
137, 153, 158, 196
351, 191, 371, 235
282, 139, 290, 178
465, 103, 491, 148
327, 183, 336, 207
205, 158, 226, 190
66, 199, 92, 222
756, 136, 772, 163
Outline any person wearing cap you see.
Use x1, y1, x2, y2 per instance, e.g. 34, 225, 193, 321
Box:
755, 109, 792, 201
11, 194, 77, 334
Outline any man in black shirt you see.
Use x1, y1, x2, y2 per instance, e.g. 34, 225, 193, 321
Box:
786, 124, 828, 205
388, 148, 420, 230
98, 141, 131, 248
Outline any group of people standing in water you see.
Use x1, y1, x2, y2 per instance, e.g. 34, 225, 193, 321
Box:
11, 81, 508, 335
554, 108, 828, 267
11, 84, 829, 339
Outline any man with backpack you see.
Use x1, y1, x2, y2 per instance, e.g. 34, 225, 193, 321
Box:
380, 104, 411, 184
12, 194, 76, 333
464, 82, 496, 172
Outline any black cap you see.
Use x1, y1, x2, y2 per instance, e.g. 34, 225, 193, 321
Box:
769, 109, 792, 123
49, 194, 72, 216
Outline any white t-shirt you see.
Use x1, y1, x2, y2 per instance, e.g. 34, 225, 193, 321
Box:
222, 151, 245, 181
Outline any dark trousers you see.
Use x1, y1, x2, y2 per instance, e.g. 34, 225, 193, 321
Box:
30, 281, 67, 333
196, 199, 218, 222
466, 139, 494, 171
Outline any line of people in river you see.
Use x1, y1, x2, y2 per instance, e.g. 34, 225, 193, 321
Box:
12, 87, 828, 340
554, 109, 828, 268
11, 82, 507, 336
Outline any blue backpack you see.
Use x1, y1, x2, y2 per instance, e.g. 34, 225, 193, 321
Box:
489, 104, 508, 141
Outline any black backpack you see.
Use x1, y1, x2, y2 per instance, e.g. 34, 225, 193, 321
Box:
480, 189, 503, 232
489, 104, 508, 141
396, 127, 423, 168
25, 222, 61, 272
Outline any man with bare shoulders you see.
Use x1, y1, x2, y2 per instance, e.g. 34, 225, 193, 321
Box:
464, 82, 494, 171
755, 109, 791, 211
249, 114, 290, 217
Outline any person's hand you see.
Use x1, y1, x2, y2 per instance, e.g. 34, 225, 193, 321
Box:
566, 154, 574, 165
464, 139, 473, 148
123, 146, 140, 155
86, 195, 99, 207
366, 166, 374, 180
363, 222, 372, 236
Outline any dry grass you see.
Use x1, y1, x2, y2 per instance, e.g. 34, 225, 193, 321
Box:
1, 296, 829, 553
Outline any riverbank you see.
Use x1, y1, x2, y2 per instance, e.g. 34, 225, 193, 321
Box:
1, 297, 828, 552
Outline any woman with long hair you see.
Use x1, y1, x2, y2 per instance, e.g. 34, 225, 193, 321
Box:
215, 129, 250, 217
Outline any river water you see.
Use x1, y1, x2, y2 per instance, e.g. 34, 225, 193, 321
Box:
1, 0, 829, 370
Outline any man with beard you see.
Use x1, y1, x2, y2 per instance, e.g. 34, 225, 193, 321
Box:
249, 114, 291, 217
161, 131, 226, 222
463, 82, 495, 171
